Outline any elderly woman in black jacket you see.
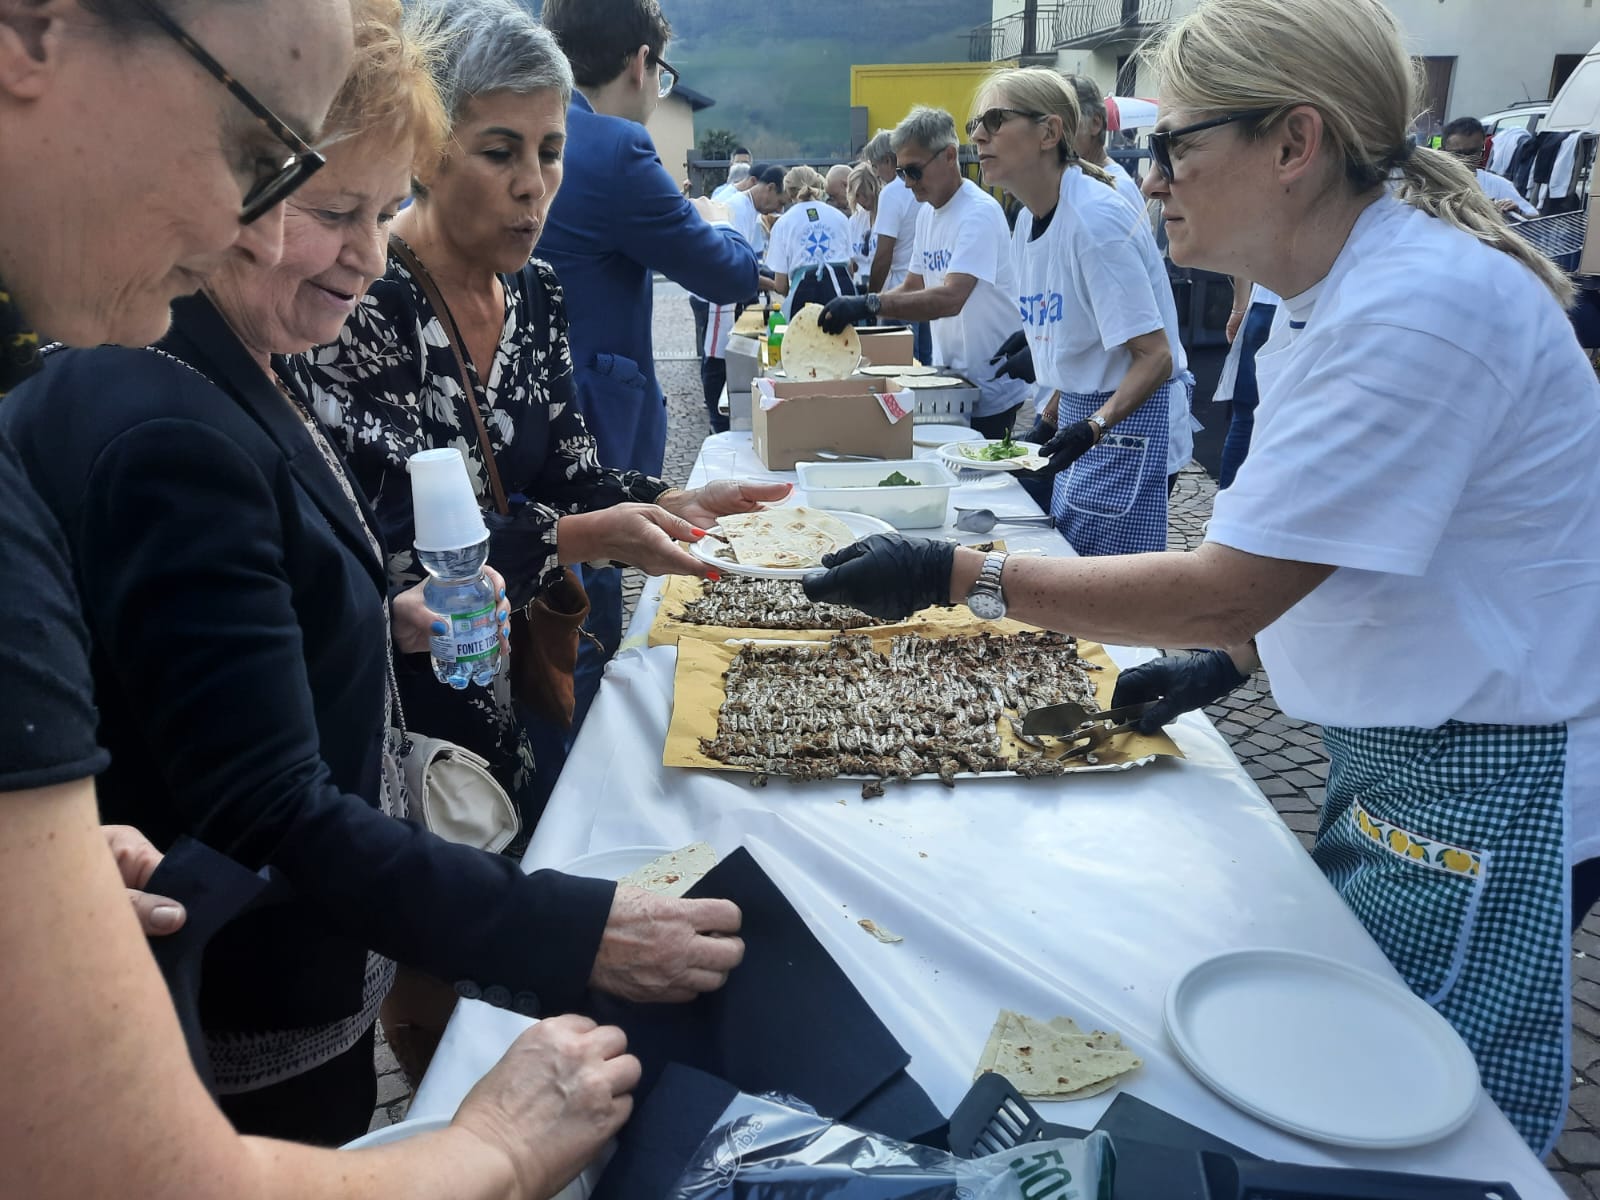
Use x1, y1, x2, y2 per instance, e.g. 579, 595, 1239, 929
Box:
1, 0, 737, 1150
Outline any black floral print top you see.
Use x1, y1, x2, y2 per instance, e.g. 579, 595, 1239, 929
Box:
280, 249, 669, 808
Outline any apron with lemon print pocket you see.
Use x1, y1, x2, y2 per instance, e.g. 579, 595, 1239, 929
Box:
1314, 721, 1569, 1154
1049, 386, 1169, 556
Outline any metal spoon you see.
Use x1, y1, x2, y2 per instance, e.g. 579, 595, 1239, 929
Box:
812, 450, 884, 462
954, 507, 1056, 534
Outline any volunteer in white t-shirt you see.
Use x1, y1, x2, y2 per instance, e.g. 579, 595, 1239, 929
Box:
845, 163, 882, 292
1442, 117, 1540, 219
1064, 74, 1148, 215
963, 70, 1184, 555
862, 128, 933, 364
1212, 278, 1283, 487
817, 107, 1030, 437
766, 166, 855, 319
804, 0, 1600, 1156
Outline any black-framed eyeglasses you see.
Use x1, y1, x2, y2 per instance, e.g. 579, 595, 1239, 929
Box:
895, 151, 943, 183
1148, 107, 1277, 181
129, 0, 325, 224
648, 52, 678, 100
965, 107, 1045, 139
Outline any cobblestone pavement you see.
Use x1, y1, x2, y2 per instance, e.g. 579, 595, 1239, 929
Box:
369, 280, 1597, 1196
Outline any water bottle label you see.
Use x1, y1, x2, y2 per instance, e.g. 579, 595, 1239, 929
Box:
429, 602, 499, 663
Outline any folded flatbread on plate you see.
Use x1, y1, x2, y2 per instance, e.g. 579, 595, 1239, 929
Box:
616, 843, 719, 898
717, 506, 858, 569
974, 1008, 1142, 1099
783, 304, 861, 381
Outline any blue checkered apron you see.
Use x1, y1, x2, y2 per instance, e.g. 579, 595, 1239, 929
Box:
1049, 386, 1170, 556
1315, 722, 1569, 1153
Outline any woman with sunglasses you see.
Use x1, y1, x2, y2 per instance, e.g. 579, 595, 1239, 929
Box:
806, 0, 1600, 1153
969, 68, 1187, 555
0, 0, 636, 1197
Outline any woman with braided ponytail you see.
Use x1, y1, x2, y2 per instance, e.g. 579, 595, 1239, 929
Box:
972, 66, 1189, 554
803, 0, 1600, 1153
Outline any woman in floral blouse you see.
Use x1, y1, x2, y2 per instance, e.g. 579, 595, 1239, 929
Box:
286, 0, 785, 829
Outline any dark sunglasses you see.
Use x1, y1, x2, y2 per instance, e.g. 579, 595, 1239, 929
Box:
1148, 107, 1277, 181
129, 0, 325, 224
895, 151, 944, 183
964, 107, 1045, 139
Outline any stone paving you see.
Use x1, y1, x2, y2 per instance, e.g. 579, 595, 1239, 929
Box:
370, 279, 1597, 1197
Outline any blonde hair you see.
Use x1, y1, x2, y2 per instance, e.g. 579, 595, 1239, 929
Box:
1147, 0, 1573, 306
783, 165, 828, 203
846, 161, 881, 213
325, 0, 451, 174
976, 67, 1117, 190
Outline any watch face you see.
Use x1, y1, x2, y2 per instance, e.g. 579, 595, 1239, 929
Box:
967, 590, 1006, 621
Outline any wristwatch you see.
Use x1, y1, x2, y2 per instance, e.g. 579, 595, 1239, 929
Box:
864, 293, 882, 316
965, 551, 1008, 621
1088, 414, 1110, 439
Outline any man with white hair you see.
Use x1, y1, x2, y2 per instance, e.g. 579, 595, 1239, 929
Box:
712, 161, 752, 203
825, 163, 851, 213
820, 107, 1030, 437
862, 128, 933, 365
1063, 74, 1144, 213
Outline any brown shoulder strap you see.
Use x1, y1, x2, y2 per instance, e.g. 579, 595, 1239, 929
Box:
389, 235, 510, 517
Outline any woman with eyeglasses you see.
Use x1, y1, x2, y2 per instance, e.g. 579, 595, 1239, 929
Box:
969, 67, 1187, 555
287, 0, 786, 840
805, 0, 1600, 1153
0, 0, 635, 1196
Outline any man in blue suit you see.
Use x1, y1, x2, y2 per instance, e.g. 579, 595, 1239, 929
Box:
540, 0, 758, 741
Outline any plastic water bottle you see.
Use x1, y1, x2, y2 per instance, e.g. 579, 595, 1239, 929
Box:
408, 448, 503, 690
419, 539, 501, 689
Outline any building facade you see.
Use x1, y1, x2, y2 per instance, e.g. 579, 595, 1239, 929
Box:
983, 0, 1598, 135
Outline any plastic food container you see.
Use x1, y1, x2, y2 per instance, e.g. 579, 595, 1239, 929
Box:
795, 458, 957, 529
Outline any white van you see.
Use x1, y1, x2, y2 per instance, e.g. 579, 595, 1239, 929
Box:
1544, 41, 1600, 135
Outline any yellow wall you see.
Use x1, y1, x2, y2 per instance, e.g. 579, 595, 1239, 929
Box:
850, 61, 1017, 142
646, 95, 698, 186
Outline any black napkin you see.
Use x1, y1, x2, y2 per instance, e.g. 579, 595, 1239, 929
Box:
587, 846, 928, 1123
590, 1064, 740, 1200
144, 837, 287, 1088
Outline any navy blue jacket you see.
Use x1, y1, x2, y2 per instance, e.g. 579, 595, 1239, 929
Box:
541, 93, 757, 476
0, 294, 614, 1033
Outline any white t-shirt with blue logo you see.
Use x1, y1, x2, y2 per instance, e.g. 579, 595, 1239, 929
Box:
767, 199, 854, 317
907, 179, 1030, 418
1012, 165, 1185, 397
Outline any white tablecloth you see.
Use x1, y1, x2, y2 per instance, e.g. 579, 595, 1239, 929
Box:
417, 433, 1556, 1196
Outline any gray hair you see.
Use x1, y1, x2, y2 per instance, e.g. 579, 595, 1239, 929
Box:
1064, 74, 1107, 144
408, 0, 573, 119
726, 162, 752, 185
862, 129, 896, 167
891, 106, 958, 155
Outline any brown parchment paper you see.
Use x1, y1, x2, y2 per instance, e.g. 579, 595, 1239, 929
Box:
663, 634, 1183, 776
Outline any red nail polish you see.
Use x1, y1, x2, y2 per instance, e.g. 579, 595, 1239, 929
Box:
706, 570, 722, 582
692, 527, 707, 538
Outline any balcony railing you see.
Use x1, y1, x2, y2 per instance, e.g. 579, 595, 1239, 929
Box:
968, 6, 1062, 62
1053, 0, 1174, 48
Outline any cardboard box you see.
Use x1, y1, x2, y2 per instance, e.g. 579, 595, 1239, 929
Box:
752, 378, 915, 470
857, 326, 913, 367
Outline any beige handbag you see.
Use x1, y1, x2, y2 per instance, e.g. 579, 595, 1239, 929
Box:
384, 641, 521, 853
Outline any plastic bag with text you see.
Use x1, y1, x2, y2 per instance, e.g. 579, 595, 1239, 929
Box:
666, 1090, 1114, 1199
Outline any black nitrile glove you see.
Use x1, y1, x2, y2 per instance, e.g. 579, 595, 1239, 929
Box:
1032, 420, 1098, 476
989, 330, 1035, 383
1110, 649, 1249, 734
1022, 416, 1056, 447
818, 295, 875, 335
801, 533, 956, 623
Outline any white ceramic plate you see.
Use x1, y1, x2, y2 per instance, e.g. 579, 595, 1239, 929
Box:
560, 845, 675, 880
913, 424, 982, 448
899, 374, 965, 388
859, 363, 935, 377
694, 509, 895, 579
1164, 948, 1481, 1149
937, 441, 1044, 473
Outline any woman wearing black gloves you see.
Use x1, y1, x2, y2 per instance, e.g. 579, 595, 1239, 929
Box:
968, 67, 1187, 555
807, 0, 1600, 1156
